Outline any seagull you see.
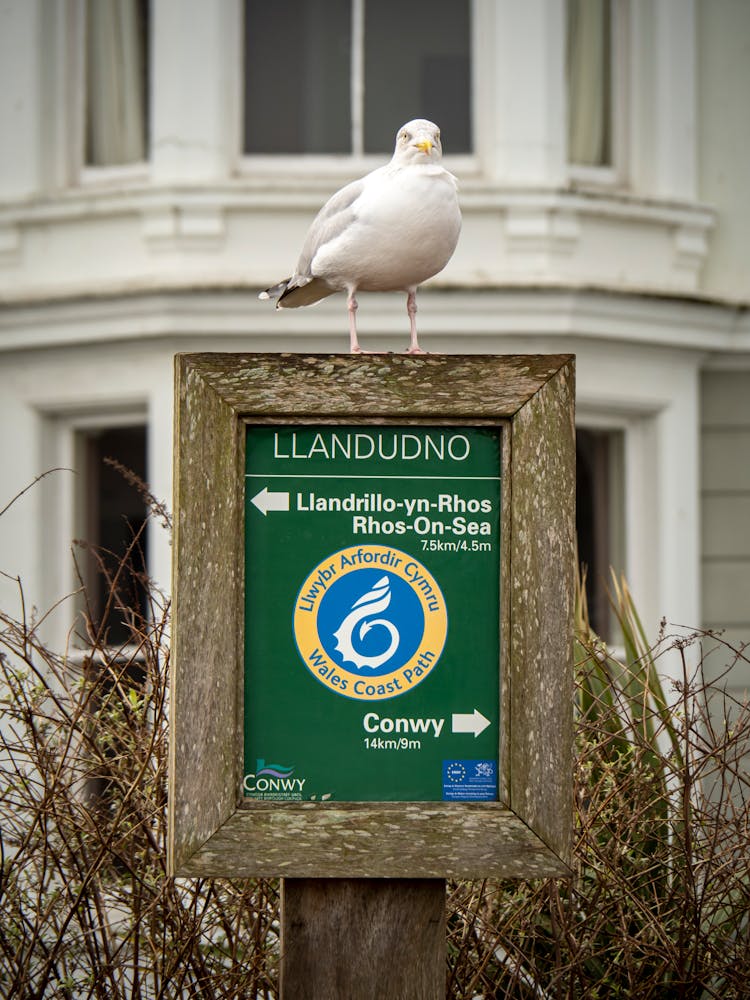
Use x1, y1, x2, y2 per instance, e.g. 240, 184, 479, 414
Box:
259, 119, 461, 354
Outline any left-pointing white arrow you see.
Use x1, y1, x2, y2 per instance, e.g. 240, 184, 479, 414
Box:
251, 487, 290, 516
451, 709, 492, 738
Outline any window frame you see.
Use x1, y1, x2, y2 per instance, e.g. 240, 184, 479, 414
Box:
39, 405, 150, 648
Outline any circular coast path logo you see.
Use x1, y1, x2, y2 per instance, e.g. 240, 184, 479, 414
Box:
293, 544, 448, 700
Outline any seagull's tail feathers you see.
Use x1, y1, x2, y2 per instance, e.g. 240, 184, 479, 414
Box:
259, 275, 335, 309
258, 280, 288, 302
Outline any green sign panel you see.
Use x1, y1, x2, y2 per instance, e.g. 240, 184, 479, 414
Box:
244, 425, 501, 802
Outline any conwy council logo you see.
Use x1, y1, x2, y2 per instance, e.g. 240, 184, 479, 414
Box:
293, 544, 448, 700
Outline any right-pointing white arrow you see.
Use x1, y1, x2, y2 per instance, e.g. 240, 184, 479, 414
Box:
451, 709, 492, 738
251, 487, 290, 516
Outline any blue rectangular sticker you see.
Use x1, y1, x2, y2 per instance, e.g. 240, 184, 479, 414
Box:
442, 760, 497, 801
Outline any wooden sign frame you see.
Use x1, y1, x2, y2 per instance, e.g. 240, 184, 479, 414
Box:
168, 353, 575, 880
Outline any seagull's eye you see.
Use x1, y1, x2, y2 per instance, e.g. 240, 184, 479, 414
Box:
400, 131, 410, 142
436, 131, 441, 141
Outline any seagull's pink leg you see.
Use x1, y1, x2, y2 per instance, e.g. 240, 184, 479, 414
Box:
405, 288, 426, 354
347, 288, 363, 353
347, 287, 374, 354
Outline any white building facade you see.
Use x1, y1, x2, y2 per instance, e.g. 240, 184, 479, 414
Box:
0, 0, 748, 700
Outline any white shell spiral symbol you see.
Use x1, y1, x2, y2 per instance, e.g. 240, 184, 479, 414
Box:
332, 576, 400, 670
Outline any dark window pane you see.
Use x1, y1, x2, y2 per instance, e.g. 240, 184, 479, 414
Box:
364, 0, 471, 154
576, 427, 623, 640
244, 0, 351, 153
83, 426, 148, 646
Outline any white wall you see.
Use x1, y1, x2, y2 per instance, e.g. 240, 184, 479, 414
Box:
0, 0, 749, 672
0, 286, 712, 660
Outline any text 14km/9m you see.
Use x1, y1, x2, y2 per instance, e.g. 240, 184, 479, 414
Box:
364, 737, 422, 751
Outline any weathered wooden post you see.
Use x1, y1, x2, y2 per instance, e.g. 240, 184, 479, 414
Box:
169, 353, 575, 998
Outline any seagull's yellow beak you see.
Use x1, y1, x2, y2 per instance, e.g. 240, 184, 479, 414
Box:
416, 139, 433, 154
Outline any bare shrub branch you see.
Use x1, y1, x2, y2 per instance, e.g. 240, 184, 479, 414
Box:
2, 475, 749, 997
0, 486, 277, 999
446, 574, 750, 998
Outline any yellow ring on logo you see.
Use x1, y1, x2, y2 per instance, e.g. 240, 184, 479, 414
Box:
293, 544, 448, 700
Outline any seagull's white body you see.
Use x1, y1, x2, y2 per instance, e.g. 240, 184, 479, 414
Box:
259, 119, 461, 353
313, 164, 459, 292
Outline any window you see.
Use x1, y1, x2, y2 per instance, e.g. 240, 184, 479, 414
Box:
243, 0, 471, 156
78, 425, 149, 646
566, 0, 621, 172
576, 426, 625, 639
85, 0, 150, 166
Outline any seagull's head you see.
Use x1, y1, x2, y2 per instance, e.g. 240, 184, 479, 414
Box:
393, 119, 443, 164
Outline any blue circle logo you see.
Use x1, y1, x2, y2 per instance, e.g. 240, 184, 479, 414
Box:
293, 545, 448, 700
317, 570, 424, 677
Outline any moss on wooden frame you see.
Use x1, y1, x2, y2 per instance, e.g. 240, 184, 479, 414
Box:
169, 353, 575, 879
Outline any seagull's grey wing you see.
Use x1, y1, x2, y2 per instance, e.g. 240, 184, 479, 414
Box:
295, 176, 367, 277
260, 174, 369, 309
